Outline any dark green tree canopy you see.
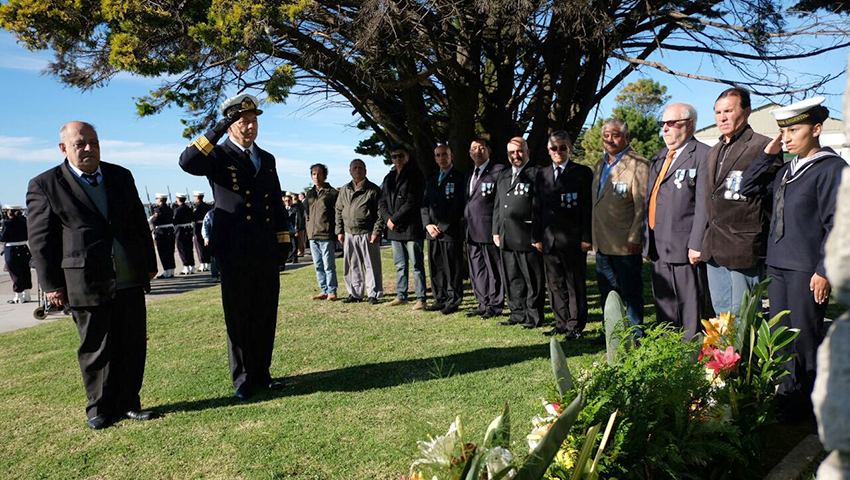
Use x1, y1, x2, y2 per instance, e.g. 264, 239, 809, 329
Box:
2, 0, 848, 173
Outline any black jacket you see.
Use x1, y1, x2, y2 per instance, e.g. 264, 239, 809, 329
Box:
379, 163, 425, 241
421, 166, 466, 242
492, 164, 538, 252
26, 161, 157, 306
532, 162, 593, 253
464, 161, 506, 244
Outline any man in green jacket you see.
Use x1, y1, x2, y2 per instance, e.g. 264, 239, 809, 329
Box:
305, 163, 339, 300
335, 159, 384, 304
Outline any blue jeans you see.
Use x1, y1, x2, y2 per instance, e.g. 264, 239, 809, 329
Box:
595, 252, 644, 336
391, 240, 426, 301
706, 259, 762, 316
310, 239, 338, 295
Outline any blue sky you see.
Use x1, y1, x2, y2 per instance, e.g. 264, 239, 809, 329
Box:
0, 25, 846, 205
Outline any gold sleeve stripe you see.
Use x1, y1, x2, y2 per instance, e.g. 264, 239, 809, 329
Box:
191, 135, 214, 156
277, 231, 291, 243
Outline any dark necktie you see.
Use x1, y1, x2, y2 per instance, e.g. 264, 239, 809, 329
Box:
772, 173, 789, 242
555, 165, 562, 182
82, 172, 100, 187
243, 149, 256, 175
470, 167, 480, 195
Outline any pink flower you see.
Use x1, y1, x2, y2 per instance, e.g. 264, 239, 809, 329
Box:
705, 346, 741, 375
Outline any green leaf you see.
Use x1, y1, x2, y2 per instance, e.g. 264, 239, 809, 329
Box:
550, 338, 573, 396
483, 404, 511, 450
570, 423, 602, 480
604, 291, 628, 365
515, 393, 583, 480
461, 448, 482, 480
768, 310, 791, 328
772, 329, 800, 351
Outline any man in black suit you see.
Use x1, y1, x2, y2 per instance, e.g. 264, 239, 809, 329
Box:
642, 103, 712, 339
464, 138, 506, 318
493, 137, 545, 328
27, 121, 158, 429
180, 94, 290, 400
534, 131, 593, 338
421, 144, 466, 314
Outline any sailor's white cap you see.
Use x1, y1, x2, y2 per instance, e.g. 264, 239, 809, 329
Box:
155, 193, 168, 199
3, 205, 23, 210
771, 97, 828, 127
220, 94, 263, 117
193, 191, 205, 197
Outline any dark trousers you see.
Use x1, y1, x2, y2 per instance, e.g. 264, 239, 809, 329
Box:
467, 241, 504, 315
501, 248, 545, 326
768, 266, 826, 400
176, 227, 195, 266
428, 239, 464, 307
219, 257, 280, 389
543, 248, 588, 333
155, 231, 176, 270
5, 246, 32, 292
70, 287, 147, 418
596, 252, 644, 332
287, 235, 298, 264
193, 226, 211, 263
650, 259, 711, 340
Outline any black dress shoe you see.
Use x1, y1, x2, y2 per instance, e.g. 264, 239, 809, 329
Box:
543, 328, 566, 337
520, 322, 539, 329
267, 380, 285, 390
499, 320, 519, 326
466, 310, 486, 318
425, 303, 446, 312
87, 414, 113, 430
564, 330, 583, 340
235, 384, 252, 400
368, 297, 379, 305
441, 305, 459, 315
124, 410, 155, 421
342, 296, 362, 304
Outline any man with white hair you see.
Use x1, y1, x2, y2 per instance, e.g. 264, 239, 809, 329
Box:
642, 102, 712, 338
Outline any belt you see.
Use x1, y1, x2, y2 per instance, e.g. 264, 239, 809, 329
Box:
4, 241, 27, 247
174, 223, 193, 228
195, 220, 204, 224
154, 224, 174, 231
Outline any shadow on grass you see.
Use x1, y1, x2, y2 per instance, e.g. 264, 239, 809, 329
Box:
155, 340, 604, 415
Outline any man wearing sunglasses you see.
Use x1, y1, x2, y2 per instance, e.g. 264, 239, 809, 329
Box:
642, 103, 713, 339
379, 145, 427, 310
533, 131, 593, 338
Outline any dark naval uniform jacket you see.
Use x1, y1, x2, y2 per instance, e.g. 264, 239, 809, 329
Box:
26, 161, 157, 306
421, 166, 466, 242
741, 148, 846, 276
464, 161, 506, 244
492, 164, 539, 252
701, 125, 780, 269
1, 215, 29, 262
642, 140, 710, 264
532, 162, 593, 254
151, 203, 174, 229
179, 131, 289, 265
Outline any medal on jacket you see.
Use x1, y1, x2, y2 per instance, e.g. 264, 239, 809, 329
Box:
563, 192, 578, 208
614, 182, 628, 199
723, 171, 746, 201
481, 182, 493, 196
674, 169, 686, 189
445, 182, 455, 198
514, 183, 530, 196
688, 168, 697, 186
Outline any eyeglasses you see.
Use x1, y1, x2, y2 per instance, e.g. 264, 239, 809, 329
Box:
549, 145, 569, 152
658, 119, 690, 128
390, 153, 406, 159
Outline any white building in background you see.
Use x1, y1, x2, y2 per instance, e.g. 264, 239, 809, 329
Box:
695, 103, 849, 161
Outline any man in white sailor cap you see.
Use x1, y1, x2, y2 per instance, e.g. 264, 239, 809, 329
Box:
150, 193, 176, 278
740, 96, 847, 422
192, 191, 212, 272
179, 93, 291, 399
172, 192, 196, 275
1, 205, 32, 303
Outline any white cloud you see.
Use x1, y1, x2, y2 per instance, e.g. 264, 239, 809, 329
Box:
0, 135, 185, 167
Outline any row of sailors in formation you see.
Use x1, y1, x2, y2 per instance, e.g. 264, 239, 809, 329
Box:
148, 191, 213, 278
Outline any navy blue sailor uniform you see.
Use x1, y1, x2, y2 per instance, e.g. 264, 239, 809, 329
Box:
421, 166, 466, 311
740, 147, 846, 401
464, 161, 507, 317
492, 163, 545, 326
150, 203, 176, 271
0, 214, 33, 293
532, 162, 593, 333
192, 201, 212, 264
179, 121, 290, 390
173, 202, 196, 270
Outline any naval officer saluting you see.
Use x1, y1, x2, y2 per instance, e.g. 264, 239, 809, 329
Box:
179, 94, 291, 399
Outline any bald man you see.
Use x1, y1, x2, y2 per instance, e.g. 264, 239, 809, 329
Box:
27, 121, 158, 429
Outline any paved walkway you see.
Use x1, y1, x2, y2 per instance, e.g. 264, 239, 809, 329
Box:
0, 251, 314, 333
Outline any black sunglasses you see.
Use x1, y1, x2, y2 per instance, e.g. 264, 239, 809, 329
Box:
549, 145, 569, 152
658, 119, 690, 128
390, 153, 406, 159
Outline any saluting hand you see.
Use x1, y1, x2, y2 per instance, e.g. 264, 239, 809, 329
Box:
765, 132, 784, 155
810, 273, 831, 304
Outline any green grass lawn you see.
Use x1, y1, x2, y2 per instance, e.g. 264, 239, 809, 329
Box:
0, 248, 842, 479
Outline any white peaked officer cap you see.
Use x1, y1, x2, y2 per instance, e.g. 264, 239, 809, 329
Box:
155, 193, 168, 199
771, 96, 829, 127
220, 93, 264, 117
3, 205, 23, 210
193, 191, 205, 197
175, 193, 188, 199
